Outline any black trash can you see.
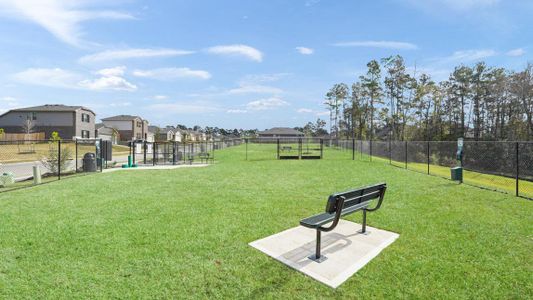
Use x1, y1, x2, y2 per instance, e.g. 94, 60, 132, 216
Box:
83, 153, 97, 172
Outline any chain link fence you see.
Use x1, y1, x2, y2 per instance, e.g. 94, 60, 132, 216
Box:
0, 139, 103, 193
335, 139, 533, 200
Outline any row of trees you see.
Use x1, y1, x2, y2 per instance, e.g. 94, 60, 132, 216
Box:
176, 124, 258, 138
325, 56, 532, 141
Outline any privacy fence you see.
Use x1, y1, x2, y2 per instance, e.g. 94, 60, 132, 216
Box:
334, 139, 533, 200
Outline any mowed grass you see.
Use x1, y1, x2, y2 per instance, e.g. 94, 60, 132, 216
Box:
0, 145, 532, 298
367, 156, 533, 199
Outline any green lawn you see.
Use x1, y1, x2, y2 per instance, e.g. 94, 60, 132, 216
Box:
0, 145, 532, 298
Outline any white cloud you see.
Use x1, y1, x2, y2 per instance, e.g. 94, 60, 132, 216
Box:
246, 97, 289, 111
79, 48, 194, 63
439, 49, 497, 63
333, 40, 418, 50
12, 67, 137, 91
147, 102, 220, 114
296, 47, 314, 55
228, 84, 283, 95
297, 108, 330, 117
79, 76, 137, 91
0, 0, 134, 47
132, 67, 211, 80
206, 44, 263, 62
153, 95, 168, 100
1, 96, 17, 102
226, 109, 247, 114
506, 48, 525, 57
12, 68, 83, 88
240, 73, 289, 84
96, 66, 126, 77
108, 102, 131, 107
1, 96, 18, 108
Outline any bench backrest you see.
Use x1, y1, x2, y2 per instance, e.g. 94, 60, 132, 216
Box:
325, 183, 386, 214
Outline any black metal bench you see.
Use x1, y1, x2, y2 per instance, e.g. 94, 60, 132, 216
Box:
300, 183, 387, 262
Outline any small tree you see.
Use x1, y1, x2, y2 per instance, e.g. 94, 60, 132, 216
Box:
22, 117, 35, 135
0, 128, 4, 140
41, 131, 72, 175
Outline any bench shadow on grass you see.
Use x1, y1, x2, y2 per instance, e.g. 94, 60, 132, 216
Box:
278, 232, 365, 268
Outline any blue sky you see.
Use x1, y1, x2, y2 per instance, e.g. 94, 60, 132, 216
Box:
0, 0, 531, 130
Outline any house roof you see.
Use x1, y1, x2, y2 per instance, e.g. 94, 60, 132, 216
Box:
2, 104, 95, 116
101, 115, 143, 121
258, 127, 304, 136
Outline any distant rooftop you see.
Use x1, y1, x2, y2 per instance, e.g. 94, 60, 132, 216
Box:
5, 104, 95, 115
258, 127, 304, 136
101, 115, 144, 121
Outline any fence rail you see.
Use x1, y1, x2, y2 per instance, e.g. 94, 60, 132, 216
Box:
334, 139, 533, 200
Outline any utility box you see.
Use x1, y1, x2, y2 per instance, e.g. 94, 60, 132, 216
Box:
451, 167, 463, 181
0, 172, 15, 187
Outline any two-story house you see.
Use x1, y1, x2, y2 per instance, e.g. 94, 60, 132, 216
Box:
0, 104, 96, 139
101, 115, 149, 142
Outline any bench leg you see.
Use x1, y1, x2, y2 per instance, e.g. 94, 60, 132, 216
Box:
308, 230, 327, 263
359, 209, 369, 234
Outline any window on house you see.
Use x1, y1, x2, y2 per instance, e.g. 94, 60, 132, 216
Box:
136, 133, 141, 139
81, 113, 90, 123
136, 121, 142, 128
81, 130, 90, 138
31, 112, 37, 120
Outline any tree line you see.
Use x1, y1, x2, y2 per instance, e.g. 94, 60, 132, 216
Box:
325, 55, 532, 141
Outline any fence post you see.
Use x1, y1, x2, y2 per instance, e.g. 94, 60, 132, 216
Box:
100, 139, 103, 172
58, 140, 61, 180
352, 139, 355, 160
132, 141, 136, 165
299, 138, 302, 159
427, 141, 430, 175
360, 139, 363, 159
75, 139, 78, 172
172, 142, 176, 165
245, 138, 248, 161
320, 139, 324, 159
277, 139, 280, 160
370, 140, 373, 162
405, 141, 408, 169
389, 136, 392, 165
143, 141, 147, 164
515, 142, 520, 197
153, 142, 156, 166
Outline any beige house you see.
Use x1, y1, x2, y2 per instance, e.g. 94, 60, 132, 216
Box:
101, 115, 149, 141
0, 104, 96, 139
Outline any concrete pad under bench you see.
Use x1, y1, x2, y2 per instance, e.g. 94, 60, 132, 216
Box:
249, 220, 399, 288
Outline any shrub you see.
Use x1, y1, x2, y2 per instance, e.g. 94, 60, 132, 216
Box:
40, 132, 72, 175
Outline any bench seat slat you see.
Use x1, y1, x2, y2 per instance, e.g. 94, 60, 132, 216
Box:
300, 201, 371, 228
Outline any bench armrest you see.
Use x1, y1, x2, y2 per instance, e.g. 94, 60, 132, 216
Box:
366, 186, 386, 212
317, 196, 345, 232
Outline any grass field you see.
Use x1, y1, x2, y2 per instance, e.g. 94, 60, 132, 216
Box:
363, 156, 533, 199
0, 145, 532, 298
